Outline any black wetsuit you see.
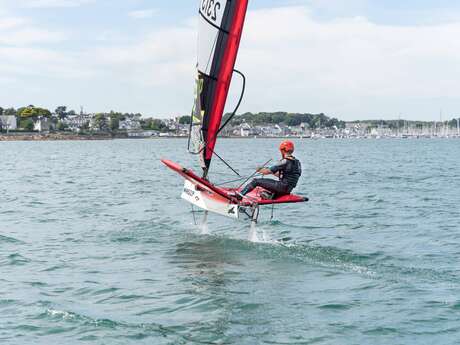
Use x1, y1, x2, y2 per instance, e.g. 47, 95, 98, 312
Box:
240, 156, 302, 197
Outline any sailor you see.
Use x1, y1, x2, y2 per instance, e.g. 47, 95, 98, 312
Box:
235, 140, 302, 200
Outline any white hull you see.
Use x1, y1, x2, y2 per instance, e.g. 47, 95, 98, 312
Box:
181, 180, 239, 219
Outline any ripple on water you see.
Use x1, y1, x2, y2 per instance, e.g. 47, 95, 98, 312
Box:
318, 303, 355, 311
41, 307, 191, 342
0, 235, 24, 244
1, 253, 31, 266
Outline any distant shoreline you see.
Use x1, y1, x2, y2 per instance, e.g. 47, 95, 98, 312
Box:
0, 133, 117, 141
0, 133, 280, 141
1, 132, 459, 141
0, 133, 192, 141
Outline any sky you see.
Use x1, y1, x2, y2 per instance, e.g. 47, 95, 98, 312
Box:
1, 0, 460, 121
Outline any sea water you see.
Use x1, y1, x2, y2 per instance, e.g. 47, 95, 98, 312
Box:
1, 138, 460, 344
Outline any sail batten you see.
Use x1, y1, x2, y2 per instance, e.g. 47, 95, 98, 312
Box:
189, 0, 248, 175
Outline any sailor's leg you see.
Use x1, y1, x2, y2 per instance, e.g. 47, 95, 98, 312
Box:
240, 178, 272, 196
244, 178, 289, 196
240, 178, 259, 195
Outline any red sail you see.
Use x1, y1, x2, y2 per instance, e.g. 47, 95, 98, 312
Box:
189, 0, 248, 175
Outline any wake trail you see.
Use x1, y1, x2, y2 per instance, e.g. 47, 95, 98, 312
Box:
183, 232, 460, 287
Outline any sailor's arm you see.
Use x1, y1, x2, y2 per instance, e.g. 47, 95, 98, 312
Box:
257, 159, 287, 176
256, 167, 272, 175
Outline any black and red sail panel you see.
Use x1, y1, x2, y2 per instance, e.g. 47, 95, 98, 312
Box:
190, 0, 248, 173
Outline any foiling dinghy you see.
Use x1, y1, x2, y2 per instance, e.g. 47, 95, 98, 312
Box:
162, 0, 308, 239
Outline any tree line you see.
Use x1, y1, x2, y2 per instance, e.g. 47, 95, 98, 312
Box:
222, 112, 346, 129
2, 106, 353, 133
0, 105, 184, 132
0, 105, 145, 132
0, 107, 345, 133
0, 105, 54, 131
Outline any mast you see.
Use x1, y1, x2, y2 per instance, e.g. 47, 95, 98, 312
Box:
440, 109, 443, 137
189, 0, 249, 178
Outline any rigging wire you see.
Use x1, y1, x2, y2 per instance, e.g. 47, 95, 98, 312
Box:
215, 157, 273, 187
237, 159, 273, 189
210, 149, 241, 177
215, 173, 262, 187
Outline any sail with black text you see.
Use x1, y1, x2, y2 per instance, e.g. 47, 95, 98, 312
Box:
189, 0, 249, 177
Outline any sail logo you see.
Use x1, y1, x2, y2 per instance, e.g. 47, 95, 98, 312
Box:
200, 0, 222, 23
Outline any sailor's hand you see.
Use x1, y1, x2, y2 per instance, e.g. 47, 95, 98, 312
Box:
256, 166, 263, 172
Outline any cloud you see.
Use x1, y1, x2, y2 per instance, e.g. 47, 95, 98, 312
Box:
91, 5, 460, 119
0, 13, 66, 44
0, 12, 81, 85
235, 6, 460, 119
305, 0, 370, 15
0, 46, 92, 78
20, 0, 94, 8
87, 26, 196, 86
2, 4, 460, 119
0, 11, 195, 113
128, 9, 158, 20
0, 16, 25, 30
0, 27, 66, 45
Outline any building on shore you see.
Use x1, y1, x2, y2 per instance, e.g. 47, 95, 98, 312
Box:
119, 114, 142, 131
34, 117, 50, 133
0, 115, 17, 132
238, 122, 254, 137
64, 114, 92, 132
127, 130, 159, 138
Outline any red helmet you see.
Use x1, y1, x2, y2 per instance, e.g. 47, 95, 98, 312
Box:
279, 140, 294, 153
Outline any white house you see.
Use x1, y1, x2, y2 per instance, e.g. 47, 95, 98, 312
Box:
64, 114, 92, 132
34, 117, 50, 133
119, 114, 142, 131
239, 123, 252, 137
0, 115, 17, 131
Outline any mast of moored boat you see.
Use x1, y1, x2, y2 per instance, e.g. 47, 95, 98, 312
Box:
457, 117, 460, 138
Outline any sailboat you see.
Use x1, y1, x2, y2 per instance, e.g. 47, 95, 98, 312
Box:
162, 0, 308, 230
